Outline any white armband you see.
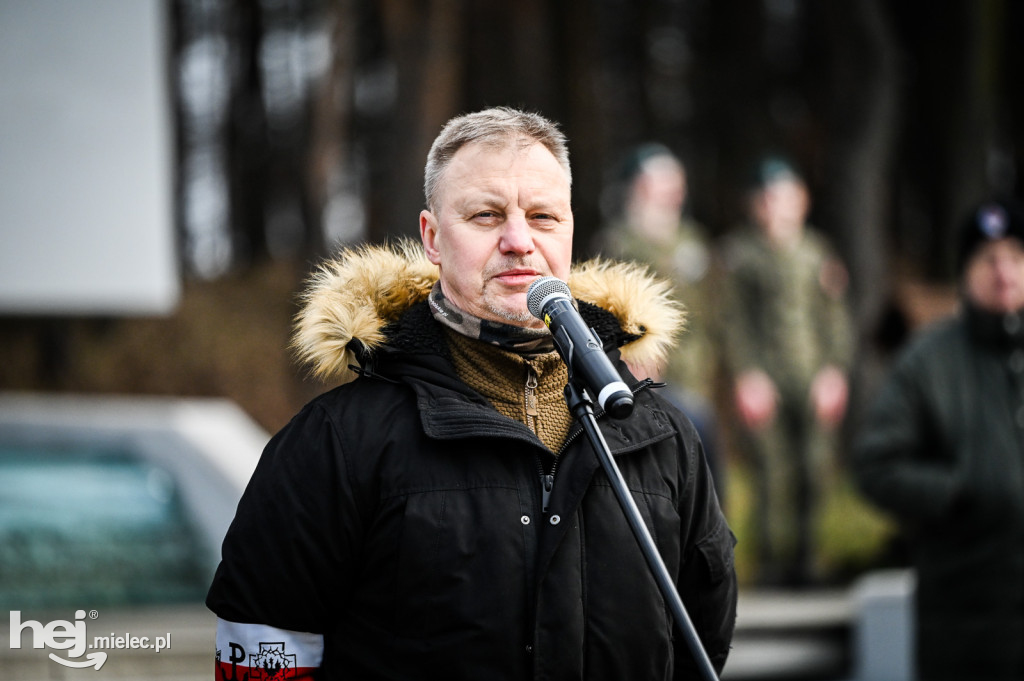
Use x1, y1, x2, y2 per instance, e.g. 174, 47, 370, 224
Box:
215, 618, 324, 679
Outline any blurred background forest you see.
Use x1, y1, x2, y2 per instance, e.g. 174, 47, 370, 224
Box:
2, 1, 1023, 579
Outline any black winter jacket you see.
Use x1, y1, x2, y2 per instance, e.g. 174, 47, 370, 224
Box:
207, 243, 737, 680
854, 303, 1024, 681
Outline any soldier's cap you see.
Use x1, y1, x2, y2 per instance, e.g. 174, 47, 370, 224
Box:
956, 197, 1024, 274
616, 142, 680, 183
747, 154, 802, 190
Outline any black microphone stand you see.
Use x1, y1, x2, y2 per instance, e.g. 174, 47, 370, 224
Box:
563, 379, 720, 681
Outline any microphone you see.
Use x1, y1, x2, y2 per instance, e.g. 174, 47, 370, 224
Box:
527, 277, 634, 419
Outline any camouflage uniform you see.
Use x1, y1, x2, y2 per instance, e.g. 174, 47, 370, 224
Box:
597, 217, 726, 501
597, 217, 717, 400
719, 224, 854, 584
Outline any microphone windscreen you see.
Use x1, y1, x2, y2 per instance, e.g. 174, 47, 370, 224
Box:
526, 276, 571, 320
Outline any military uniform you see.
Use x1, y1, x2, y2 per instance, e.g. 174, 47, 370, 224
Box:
598, 216, 717, 399
719, 224, 854, 583
596, 217, 728, 502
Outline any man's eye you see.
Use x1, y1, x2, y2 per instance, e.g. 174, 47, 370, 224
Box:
531, 214, 559, 226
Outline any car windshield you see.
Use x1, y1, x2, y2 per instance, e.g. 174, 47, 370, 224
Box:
0, 443, 210, 610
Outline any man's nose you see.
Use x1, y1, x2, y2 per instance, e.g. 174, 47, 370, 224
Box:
499, 213, 535, 254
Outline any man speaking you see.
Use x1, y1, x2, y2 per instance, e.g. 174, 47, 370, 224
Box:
206, 107, 737, 680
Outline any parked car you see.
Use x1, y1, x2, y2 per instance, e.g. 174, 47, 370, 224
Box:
0, 392, 266, 680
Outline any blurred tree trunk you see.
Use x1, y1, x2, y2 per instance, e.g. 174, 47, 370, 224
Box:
815, 0, 900, 419
886, 0, 1004, 280
370, 0, 463, 242
226, 0, 270, 265
1008, 2, 1024, 199
938, 0, 1002, 274
464, 0, 557, 109
818, 0, 899, 332
558, 0, 603, 252
307, 0, 358, 254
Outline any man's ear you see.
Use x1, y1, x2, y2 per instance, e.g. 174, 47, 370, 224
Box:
420, 210, 442, 265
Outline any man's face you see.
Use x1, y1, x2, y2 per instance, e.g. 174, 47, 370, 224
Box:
420, 140, 574, 328
751, 178, 809, 246
634, 157, 686, 213
964, 238, 1024, 314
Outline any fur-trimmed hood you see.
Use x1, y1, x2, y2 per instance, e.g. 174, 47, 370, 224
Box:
293, 239, 685, 385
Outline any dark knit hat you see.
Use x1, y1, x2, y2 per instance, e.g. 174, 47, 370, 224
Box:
957, 198, 1024, 274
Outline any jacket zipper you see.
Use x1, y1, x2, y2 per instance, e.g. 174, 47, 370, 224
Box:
525, 366, 539, 435
536, 378, 657, 514
524, 363, 555, 512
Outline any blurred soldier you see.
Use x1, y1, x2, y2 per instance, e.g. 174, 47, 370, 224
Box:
854, 198, 1024, 681
593, 144, 723, 500
718, 157, 854, 586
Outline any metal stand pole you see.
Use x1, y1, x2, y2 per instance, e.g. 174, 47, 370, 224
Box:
564, 381, 719, 681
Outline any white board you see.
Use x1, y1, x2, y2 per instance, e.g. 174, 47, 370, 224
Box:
0, 0, 179, 315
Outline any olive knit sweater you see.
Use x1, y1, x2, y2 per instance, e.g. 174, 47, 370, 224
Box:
444, 327, 573, 453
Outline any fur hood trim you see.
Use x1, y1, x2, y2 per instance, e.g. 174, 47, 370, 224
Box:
293, 239, 685, 384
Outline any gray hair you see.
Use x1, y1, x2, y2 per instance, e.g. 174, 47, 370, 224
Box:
423, 107, 571, 211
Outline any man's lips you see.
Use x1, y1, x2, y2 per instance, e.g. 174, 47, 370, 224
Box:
492, 269, 540, 285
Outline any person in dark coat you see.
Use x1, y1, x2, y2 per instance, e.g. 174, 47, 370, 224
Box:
853, 197, 1024, 681
206, 107, 737, 680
